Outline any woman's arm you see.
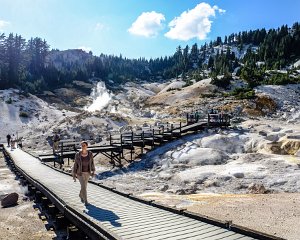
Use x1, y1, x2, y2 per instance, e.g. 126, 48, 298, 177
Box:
90, 152, 95, 176
72, 153, 79, 179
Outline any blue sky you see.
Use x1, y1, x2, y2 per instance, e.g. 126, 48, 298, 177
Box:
0, 0, 299, 59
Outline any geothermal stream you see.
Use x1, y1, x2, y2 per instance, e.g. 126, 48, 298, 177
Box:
85, 81, 112, 112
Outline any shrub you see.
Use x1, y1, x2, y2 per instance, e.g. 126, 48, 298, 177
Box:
239, 90, 255, 99
240, 67, 263, 88
230, 87, 256, 99
264, 73, 300, 85
235, 67, 242, 76
166, 88, 180, 92
19, 112, 29, 118
183, 79, 193, 87
211, 73, 232, 89
5, 98, 12, 104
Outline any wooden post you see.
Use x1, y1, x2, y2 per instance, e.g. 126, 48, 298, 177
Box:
117, 153, 122, 167
141, 131, 144, 154
180, 122, 182, 135
152, 129, 155, 149
186, 113, 189, 124
121, 134, 124, 158
207, 114, 210, 127
109, 134, 112, 146
130, 132, 133, 161
60, 142, 63, 169
16, 132, 18, 148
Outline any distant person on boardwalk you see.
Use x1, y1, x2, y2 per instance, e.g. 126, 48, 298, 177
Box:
52, 133, 60, 152
72, 141, 95, 205
10, 134, 16, 150
195, 110, 199, 122
6, 134, 11, 147
219, 110, 224, 123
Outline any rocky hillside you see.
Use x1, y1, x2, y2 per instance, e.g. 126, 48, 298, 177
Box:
45, 49, 94, 70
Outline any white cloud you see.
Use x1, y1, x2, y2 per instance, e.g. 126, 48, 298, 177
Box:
213, 5, 226, 14
78, 46, 92, 53
94, 22, 105, 31
128, 11, 165, 37
165, 3, 225, 41
0, 20, 10, 31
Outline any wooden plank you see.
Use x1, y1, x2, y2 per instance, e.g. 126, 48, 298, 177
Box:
234, 237, 255, 240
88, 145, 120, 150
140, 226, 220, 240
38, 156, 56, 160
83, 206, 179, 223
203, 231, 242, 240
119, 222, 211, 239
59, 141, 78, 146
110, 215, 200, 232
112, 215, 205, 232
163, 227, 226, 240
113, 215, 195, 231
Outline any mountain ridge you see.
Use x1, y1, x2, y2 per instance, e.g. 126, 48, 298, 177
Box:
0, 22, 299, 93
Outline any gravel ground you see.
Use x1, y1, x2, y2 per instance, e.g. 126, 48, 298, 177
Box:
187, 193, 300, 240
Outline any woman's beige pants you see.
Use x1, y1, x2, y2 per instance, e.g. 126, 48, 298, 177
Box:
78, 172, 90, 203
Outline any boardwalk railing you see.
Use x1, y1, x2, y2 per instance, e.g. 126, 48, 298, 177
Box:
39, 112, 230, 168
187, 111, 230, 126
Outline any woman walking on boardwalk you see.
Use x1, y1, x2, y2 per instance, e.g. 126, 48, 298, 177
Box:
72, 141, 95, 205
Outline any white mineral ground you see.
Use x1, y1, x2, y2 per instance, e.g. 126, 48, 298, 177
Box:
0, 81, 300, 239
0, 153, 57, 239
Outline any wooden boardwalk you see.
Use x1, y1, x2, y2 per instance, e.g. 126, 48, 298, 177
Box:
3, 145, 266, 240
39, 114, 230, 168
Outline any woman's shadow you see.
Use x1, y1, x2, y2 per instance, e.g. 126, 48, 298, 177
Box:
84, 204, 121, 227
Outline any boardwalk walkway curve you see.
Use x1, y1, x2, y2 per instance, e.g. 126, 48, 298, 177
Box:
39, 113, 231, 168
2, 144, 284, 240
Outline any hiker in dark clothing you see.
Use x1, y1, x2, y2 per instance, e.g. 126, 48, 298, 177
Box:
195, 110, 199, 122
6, 134, 11, 147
